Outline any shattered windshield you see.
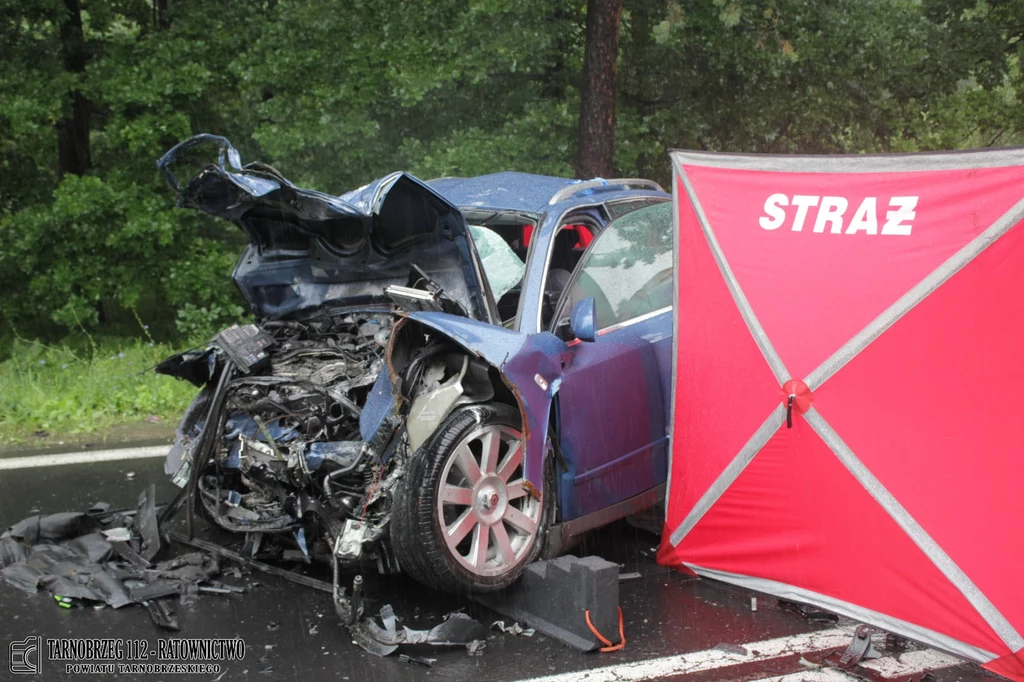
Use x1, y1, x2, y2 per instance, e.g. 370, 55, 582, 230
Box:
468, 225, 526, 302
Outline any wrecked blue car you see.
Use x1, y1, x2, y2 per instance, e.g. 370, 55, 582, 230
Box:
156, 135, 673, 594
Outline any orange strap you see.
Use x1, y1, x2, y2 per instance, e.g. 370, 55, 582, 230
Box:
585, 607, 625, 652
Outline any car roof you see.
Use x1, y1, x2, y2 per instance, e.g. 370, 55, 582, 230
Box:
428, 172, 666, 216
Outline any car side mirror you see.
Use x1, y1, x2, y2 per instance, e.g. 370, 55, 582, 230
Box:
570, 297, 598, 342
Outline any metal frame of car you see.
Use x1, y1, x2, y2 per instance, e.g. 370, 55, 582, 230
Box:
156, 144, 675, 588
412, 183, 674, 549
541, 202, 673, 543
515, 193, 669, 334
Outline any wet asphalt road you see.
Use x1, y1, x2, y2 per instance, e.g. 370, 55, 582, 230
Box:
0, 453, 1002, 682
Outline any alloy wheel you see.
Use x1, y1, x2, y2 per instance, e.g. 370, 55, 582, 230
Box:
435, 423, 542, 577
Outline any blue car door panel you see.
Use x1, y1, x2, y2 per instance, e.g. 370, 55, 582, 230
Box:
549, 203, 675, 520
557, 309, 672, 519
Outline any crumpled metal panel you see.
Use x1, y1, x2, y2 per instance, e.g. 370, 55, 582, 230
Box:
429, 172, 578, 215
157, 134, 493, 322
404, 311, 567, 492
359, 369, 396, 442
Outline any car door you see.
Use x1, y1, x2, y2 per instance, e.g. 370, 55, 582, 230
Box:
550, 203, 674, 520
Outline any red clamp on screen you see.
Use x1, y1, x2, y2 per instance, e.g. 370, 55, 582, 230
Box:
781, 379, 812, 428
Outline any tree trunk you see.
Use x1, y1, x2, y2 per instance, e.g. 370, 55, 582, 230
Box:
57, 0, 92, 177
156, 0, 171, 29
577, 0, 623, 179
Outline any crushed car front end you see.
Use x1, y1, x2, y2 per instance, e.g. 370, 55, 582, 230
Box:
159, 312, 405, 571
155, 135, 507, 580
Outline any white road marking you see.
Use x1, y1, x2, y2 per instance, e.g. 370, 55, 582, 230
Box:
753, 671, 853, 681
0, 446, 168, 471
518, 628, 966, 682
858, 648, 962, 675
516, 628, 855, 682
753, 647, 962, 681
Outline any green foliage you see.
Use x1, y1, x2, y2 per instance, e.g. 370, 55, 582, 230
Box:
0, 0, 253, 344
0, 172, 245, 339
174, 301, 246, 341
620, 0, 1024, 183
0, 337, 197, 444
236, 0, 586, 190
5, 0, 1024, 438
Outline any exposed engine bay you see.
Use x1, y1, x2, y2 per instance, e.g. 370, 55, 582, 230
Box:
163, 312, 407, 569
160, 305, 503, 578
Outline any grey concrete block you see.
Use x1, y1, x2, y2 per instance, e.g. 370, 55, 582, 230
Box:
475, 555, 621, 651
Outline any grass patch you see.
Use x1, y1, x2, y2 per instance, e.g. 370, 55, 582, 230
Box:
0, 337, 199, 445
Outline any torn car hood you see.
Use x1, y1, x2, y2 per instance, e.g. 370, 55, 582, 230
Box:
158, 135, 495, 322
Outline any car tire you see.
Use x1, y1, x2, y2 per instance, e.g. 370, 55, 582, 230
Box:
391, 403, 551, 594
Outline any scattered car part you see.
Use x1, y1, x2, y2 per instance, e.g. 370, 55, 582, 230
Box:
0, 508, 225, 620
331, 567, 488, 657
491, 620, 533, 636
168, 532, 332, 594
144, 599, 181, 631
399, 654, 437, 667
135, 484, 161, 561
837, 625, 884, 668
348, 607, 488, 655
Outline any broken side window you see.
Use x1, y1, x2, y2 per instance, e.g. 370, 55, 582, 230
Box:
468, 225, 526, 303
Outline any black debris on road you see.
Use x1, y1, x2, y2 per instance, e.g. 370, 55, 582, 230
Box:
0, 455, 1002, 682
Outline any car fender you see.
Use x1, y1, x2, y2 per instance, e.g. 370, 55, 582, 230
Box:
388, 311, 567, 498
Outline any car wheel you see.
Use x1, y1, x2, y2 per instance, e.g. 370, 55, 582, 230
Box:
391, 403, 550, 593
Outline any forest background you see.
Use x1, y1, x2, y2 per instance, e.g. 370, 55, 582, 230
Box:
2, 0, 1021, 441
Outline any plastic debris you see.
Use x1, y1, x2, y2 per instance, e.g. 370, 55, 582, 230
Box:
779, 599, 839, 622
134, 485, 160, 561
334, 572, 488, 658
0, 498, 224, 627
399, 654, 436, 667
837, 625, 883, 668
144, 599, 180, 631
102, 527, 132, 542
492, 620, 526, 635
